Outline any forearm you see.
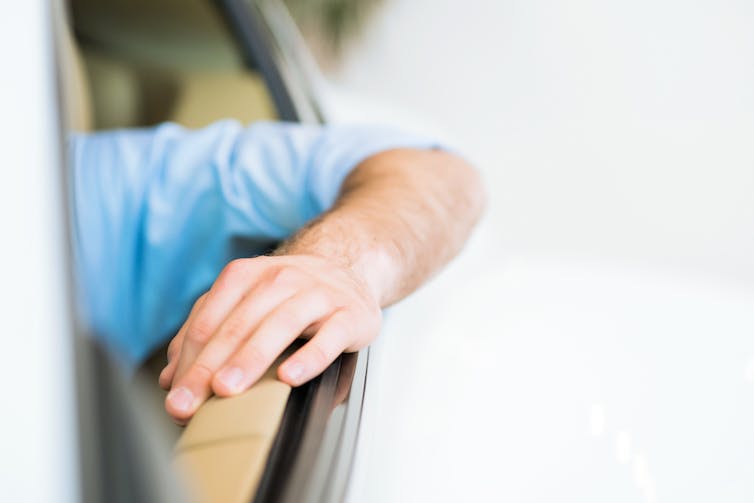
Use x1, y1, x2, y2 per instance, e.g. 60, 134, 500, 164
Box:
275, 148, 486, 307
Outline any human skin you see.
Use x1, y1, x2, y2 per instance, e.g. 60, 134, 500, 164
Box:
159, 148, 485, 423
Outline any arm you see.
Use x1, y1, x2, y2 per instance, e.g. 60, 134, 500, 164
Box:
160, 148, 485, 422
71, 121, 450, 365
277, 148, 483, 306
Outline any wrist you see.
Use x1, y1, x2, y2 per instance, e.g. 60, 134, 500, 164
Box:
273, 221, 401, 307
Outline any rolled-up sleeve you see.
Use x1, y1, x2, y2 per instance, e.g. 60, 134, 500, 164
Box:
68, 120, 440, 365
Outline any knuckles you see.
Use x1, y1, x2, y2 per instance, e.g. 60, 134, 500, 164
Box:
189, 361, 215, 381
220, 258, 250, 278
306, 287, 337, 312
215, 314, 249, 344
241, 343, 273, 368
266, 264, 304, 288
342, 308, 382, 349
216, 257, 269, 286
185, 316, 215, 344
166, 342, 179, 363
305, 341, 330, 367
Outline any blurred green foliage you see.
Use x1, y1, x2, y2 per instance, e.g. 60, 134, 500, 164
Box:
284, 0, 384, 53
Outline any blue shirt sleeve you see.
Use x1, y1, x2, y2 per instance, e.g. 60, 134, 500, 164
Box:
68, 120, 441, 365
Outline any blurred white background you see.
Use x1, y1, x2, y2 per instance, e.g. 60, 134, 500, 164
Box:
320, 1, 754, 501
329, 0, 754, 282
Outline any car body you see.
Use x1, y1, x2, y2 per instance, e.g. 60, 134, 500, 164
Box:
6, 1, 754, 503
1, 1, 367, 502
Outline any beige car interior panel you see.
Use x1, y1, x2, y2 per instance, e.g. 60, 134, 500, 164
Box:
169, 71, 277, 128
70, 0, 277, 130
55, 0, 92, 132
80, 49, 144, 129
72, 0, 243, 71
174, 364, 292, 503
176, 372, 290, 451
175, 437, 271, 503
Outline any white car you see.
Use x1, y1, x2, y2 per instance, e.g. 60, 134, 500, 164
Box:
2, 1, 365, 502
3, 1, 754, 502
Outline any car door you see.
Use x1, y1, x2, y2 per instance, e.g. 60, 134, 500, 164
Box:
62, 1, 368, 501
0, 1, 79, 502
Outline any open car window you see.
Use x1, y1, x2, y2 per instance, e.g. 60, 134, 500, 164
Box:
61, 1, 366, 501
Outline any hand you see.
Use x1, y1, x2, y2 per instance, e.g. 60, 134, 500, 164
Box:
159, 254, 382, 423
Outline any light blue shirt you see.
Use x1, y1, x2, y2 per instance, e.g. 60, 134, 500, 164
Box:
69, 120, 438, 365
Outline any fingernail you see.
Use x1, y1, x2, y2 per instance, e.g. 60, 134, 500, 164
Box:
284, 362, 305, 384
217, 367, 244, 393
167, 387, 194, 413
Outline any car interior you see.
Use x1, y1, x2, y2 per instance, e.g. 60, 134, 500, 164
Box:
56, 1, 302, 501
63, 0, 276, 131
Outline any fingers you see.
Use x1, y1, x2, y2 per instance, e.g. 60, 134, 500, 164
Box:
158, 346, 180, 390
159, 293, 207, 390
170, 260, 267, 385
162, 254, 383, 424
164, 281, 300, 418
278, 311, 352, 386
189, 282, 300, 376
166, 288, 333, 422
211, 289, 335, 397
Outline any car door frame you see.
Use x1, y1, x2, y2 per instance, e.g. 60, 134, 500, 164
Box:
216, 2, 369, 502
